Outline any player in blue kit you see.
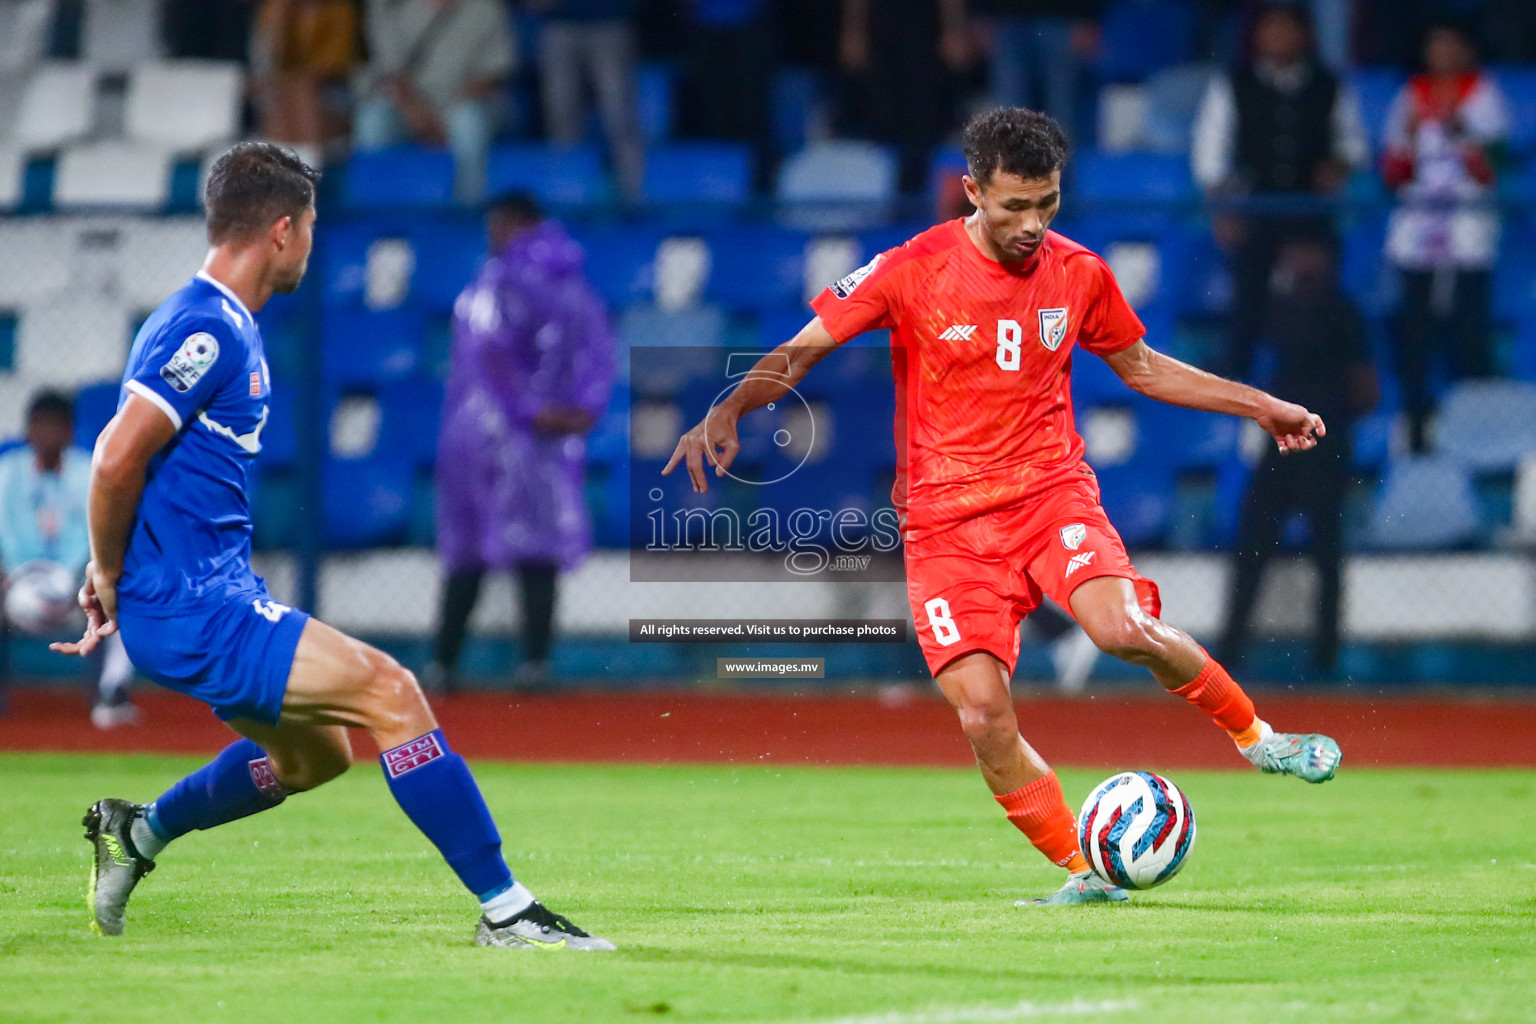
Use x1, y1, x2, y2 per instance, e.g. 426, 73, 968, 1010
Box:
54, 142, 613, 951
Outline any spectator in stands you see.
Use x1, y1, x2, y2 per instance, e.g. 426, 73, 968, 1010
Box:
1381, 22, 1509, 453
531, 0, 646, 201
1216, 234, 1377, 677
355, 0, 515, 203
839, 0, 971, 194
251, 0, 360, 161
679, 0, 772, 176
0, 391, 137, 727
981, 0, 1101, 143
427, 193, 615, 693
1191, 2, 1367, 379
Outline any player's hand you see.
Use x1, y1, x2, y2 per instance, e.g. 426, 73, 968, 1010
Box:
1256, 400, 1325, 455
661, 406, 741, 493
50, 562, 119, 657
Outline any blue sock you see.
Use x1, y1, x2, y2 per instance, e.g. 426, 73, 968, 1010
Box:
380, 729, 513, 898
145, 739, 289, 841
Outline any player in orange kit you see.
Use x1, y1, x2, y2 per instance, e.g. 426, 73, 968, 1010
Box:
664, 108, 1341, 905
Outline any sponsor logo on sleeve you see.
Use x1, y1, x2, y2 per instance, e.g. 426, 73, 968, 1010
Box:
830, 254, 884, 298
249, 372, 261, 396
382, 733, 446, 777
1038, 308, 1069, 351
1066, 551, 1097, 576
160, 332, 220, 393
1059, 523, 1087, 550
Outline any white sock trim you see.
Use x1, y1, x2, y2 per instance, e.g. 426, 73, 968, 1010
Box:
129, 813, 167, 860
481, 881, 536, 924
1238, 720, 1274, 766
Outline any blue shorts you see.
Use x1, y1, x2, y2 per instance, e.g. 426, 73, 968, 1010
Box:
118, 587, 310, 725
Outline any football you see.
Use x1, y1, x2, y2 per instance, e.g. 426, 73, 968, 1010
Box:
3, 559, 79, 636
1078, 770, 1196, 890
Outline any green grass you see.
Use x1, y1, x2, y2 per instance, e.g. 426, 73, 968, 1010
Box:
1, 754, 1533, 1024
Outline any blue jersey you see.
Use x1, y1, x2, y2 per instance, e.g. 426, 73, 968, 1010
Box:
118, 272, 271, 616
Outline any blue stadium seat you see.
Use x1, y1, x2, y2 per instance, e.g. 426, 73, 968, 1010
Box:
771, 68, 825, 156
777, 142, 897, 230
1491, 66, 1536, 155
1347, 68, 1406, 153
344, 147, 455, 209
704, 226, 807, 312
1339, 212, 1395, 318
1074, 151, 1196, 207
259, 384, 298, 470
623, 308, 727, 396
569, 224, 664, 308
1433, 379, 1536, 472
486, 144, 607, 207
318, 220, 382, 309
1094, 0, 1198, 83
1514, 315, 1536, 383
73, 381, 120, 449
1069, 352, 1128, 407
322, 456, 414, 548
752, 462, 881, 546
1368, 455, 1481, 549
250, 466, 299, 549
1067, 217, 1192, 319
376, 375, 445, 472
1143, 63, 1219, 154
1178, 226, 1231, 317
1495, 215, 1536, 321
408, 219, 484, 313
321, 308, 424, 387
628, 456, 721, 549
1350, 410, 1394, 471
586, 388, 629, 470
643, 142, 753, 206
754, 307, 818, 349
1093, 462, 1176, 547
858, 222, 932, 261
1135, 400, 1242, 471
638, 62, 677, 145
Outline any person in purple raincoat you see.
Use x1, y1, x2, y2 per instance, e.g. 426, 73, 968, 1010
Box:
427, 193, 615, 693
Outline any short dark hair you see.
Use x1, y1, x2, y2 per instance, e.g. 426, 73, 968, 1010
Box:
487, 190, 544, 223
204, 142, 320, 245
27, 389, 73, 424
962, 108, 1070, 185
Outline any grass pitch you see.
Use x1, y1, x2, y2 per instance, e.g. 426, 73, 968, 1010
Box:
1, 753, 1533, 1024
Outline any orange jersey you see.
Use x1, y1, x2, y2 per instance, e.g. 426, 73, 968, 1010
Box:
810, 219, 1145, 537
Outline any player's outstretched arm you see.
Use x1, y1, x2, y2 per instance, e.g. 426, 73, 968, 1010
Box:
51, 395, 176, 656
662, 317, 839, 492
1102, 340, 1325, 455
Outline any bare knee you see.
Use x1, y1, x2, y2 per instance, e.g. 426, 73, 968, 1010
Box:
1083, 612, 1162, 664
956, 692, 1017, 748
359, 654, 436, 746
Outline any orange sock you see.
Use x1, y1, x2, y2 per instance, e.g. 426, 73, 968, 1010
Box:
995, 771, 1090, 873
1172, 655, 1260, 742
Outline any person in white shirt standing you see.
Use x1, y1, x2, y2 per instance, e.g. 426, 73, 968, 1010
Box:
1382, 22, 1510, 453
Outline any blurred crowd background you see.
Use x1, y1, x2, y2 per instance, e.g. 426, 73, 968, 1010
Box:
3, 0, 1536, 704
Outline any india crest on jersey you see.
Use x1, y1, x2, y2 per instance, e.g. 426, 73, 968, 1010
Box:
1038, 308, 1069, 351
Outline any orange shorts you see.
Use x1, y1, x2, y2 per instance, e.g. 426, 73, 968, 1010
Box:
905, 472, 1161, 676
